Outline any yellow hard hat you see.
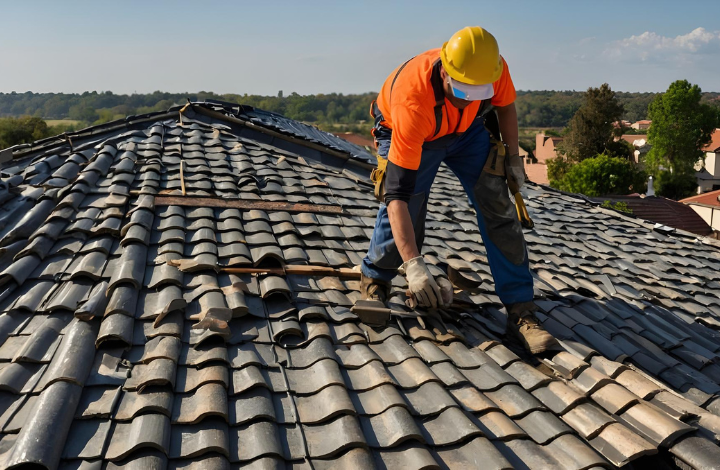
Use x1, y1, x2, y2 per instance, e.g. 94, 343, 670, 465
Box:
441, 26, 503, 85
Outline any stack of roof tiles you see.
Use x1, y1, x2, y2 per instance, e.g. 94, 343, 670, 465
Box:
0, 102, 720, 469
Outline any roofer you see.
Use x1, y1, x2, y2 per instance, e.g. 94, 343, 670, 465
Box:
360, 26, 558, 354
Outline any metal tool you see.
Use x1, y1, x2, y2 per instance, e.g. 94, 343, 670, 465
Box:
351, 299, 427, 328
168, 260, 362, 279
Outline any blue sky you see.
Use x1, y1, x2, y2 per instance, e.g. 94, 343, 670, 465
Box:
1, 0, 719, 95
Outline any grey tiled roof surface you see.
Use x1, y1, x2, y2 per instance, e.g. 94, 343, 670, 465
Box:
0, 102, 720, 469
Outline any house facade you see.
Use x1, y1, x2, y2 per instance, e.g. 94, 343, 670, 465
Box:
631, 120, 652, 130
695, 129, 720, 193
535, 132, 563, 163
681, 189, 720, 236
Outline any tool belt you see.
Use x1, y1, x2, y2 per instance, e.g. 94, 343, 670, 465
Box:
370, 154, 388, 202
483, 136, 508, 177
369, 100, 393, 203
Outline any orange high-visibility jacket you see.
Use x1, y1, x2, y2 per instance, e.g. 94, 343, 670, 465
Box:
376, 48, 516, 171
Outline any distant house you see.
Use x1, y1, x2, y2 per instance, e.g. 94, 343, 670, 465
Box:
695, 128, 720, 193
524, 160, 549, 185
631, 120, 652, 130
535, 132, 563, 163
525, 134, 562, 186
618, 135, 648, 146
333, 132, 374, 149
616, 134, 650, 165
681, 188, 720, 234
593, 194, 713, 237
612, 119, 631, 129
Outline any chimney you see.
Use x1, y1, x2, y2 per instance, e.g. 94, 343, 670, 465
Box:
646, 176, 655, 197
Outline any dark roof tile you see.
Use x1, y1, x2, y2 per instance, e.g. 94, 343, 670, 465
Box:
561, 402, 616, 439
432, 436, 512, 470
106, 413, 171, 461
670, 435, 720, 469
515, 409, 573, 444
371, 441, 437, 469
172, 382, 228, 424
4, 381, 82, 469
485, 384, 545, 418
171, 418, 229, 459
472, 411, 526, 440
295, 384, 355, 423
342, 360, 395, 391
115, 387, 173, 421
618, 402, 695, 447
303, 414, 366, 458
228, 420, 282, 462
588, 423, 657, 467
532, 381, 586, 415
360, 406, 423, 447
418, 407, 483, 445
494, 438, 560, 469
62, 419, 112, 459
591, 383, 640, 415
37, 318, 97, 389
75, 385, 122, 419
177, 364, 229, 394
401, 381, 457, 416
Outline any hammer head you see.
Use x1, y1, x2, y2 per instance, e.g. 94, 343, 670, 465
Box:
351, 299, 391, 327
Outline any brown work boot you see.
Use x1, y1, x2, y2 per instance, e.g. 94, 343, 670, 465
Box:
360, 273, 390, 303
506, 302, 559, 355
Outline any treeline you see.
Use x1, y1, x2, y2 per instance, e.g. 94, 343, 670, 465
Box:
514, 91, 679, 127
0, 117, 79, 150
547, 80, 720, 200
2, 90, 719, 129
0, 91, 376, 128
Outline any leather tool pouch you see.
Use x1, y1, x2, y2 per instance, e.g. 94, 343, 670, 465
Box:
370, 156, 388, 203
482, 138, 508, 177
474, 163, 528, 266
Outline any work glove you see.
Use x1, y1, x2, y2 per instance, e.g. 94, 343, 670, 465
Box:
399, 256, 444, 308
436, 276, 454, 307
505, 153, 526, 191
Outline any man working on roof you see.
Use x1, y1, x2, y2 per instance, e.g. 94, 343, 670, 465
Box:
360, 26, 557, 354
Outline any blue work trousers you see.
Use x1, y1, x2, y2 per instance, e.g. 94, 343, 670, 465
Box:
360, 117, 534, 305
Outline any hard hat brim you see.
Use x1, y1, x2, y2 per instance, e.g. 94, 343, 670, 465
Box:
448, 77, 494, 101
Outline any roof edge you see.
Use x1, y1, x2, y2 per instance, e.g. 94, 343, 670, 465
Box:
2, 100, 375, 169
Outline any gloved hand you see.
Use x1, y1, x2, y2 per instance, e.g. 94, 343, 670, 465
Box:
398, 256, 443, 308
436, 276, 454, 307
505, 153, 526, 191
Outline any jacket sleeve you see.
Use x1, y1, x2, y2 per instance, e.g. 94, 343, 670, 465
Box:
384, 160, 418, 204
490, 57, 516, 107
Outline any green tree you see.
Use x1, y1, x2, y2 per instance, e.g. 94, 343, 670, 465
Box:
557, 83, 627, 162
0, 116, 52, 149
69, 104, 98, 122
547, 155, 573, 185
551, 153, 646, 197
601, 200, 633, 214
653, 172, 698, 201
646, 80, 719, 198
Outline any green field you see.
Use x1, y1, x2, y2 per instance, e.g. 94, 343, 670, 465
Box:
44, 119, 82, 127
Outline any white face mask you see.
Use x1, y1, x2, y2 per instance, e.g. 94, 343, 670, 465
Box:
446, 75, 494, 101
